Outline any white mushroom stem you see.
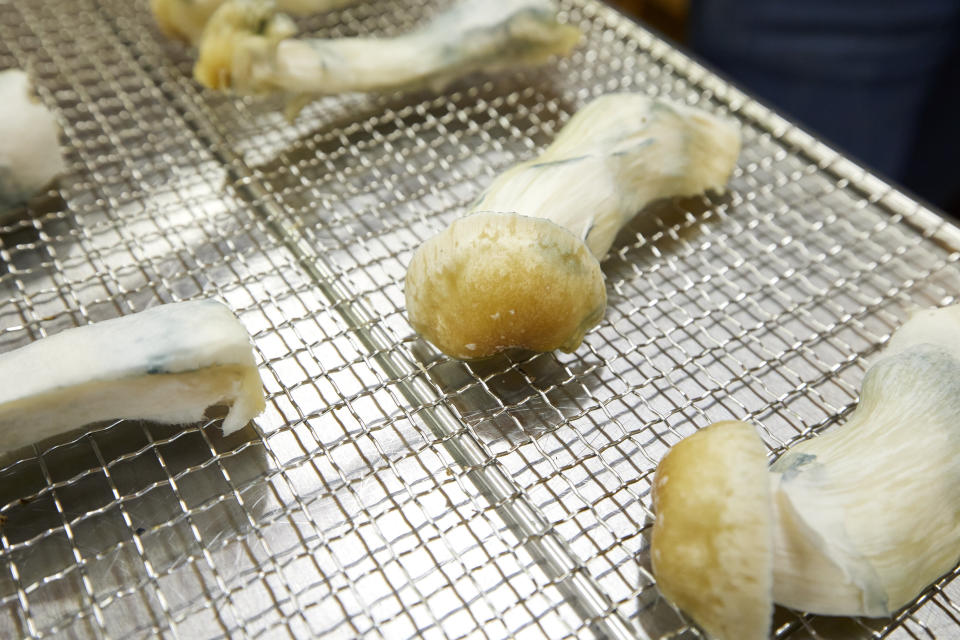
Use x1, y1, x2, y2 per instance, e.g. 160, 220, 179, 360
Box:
0, 70, 65, 212
0, 300, 265, 454
193, 0, 581, 117
150, 0, 357, 45
404, 93, 740, 359
770, 307, 960, 616
473, 93, 741, 260
651, 304, 960, 639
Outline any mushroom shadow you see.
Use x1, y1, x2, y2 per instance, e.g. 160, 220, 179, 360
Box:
404, 191, 734, 446
0, 418, 271, 615
411, 339, 606, 446
632, 511, 700, 639
237, 76, 580, 239
603, 190, 733, 282
0, 192, 69, 279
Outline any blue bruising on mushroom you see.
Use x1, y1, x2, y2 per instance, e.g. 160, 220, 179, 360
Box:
135, 300, 225, 375
772, 451, 817, 480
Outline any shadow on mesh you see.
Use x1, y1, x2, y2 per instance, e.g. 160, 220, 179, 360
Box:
0, 419, 271, 618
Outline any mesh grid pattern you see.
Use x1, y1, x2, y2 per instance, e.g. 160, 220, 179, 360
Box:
1, 0, 959, 638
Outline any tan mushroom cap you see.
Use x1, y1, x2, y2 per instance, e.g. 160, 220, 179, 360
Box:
651, 420, 773, 640
404, 212, 606, 360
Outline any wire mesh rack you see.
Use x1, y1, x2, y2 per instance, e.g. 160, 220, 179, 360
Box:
1, 0, 959, 638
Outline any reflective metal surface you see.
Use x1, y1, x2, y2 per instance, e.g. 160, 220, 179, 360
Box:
1, 0, 960, 638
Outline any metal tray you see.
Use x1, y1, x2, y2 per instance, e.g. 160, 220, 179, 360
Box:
1, 0, 959, 638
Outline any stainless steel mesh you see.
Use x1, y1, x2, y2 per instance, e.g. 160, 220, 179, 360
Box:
1, 0, 959, 638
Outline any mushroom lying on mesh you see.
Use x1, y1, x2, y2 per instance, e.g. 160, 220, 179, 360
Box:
192, 0, 581, 119
404, 93, 740, 359
150, 0, 357, 46
651, 304, 960, 638
0, 300, 265, 454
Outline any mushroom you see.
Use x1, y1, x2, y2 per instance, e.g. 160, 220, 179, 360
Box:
0, 70, 66, 212
651, 304, 960, 638
149, 0, 357, 46
405, 93, 740, 359
192, 0, 581, 118
0, 300, 265, 454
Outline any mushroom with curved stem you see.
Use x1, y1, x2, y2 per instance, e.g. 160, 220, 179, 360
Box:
193, 0, 581, 119
651, 303, 960, 638
404, 93, 741, 360
150, 0, 358, 46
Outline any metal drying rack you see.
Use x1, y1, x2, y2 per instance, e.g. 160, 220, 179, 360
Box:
1, 0, 959, 638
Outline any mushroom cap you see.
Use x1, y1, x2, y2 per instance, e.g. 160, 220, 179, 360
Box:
193, 0, 295, 92
404, 211, 606, 360
651, 420, 773, 640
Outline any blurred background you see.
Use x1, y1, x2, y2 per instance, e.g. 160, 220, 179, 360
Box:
611, 0, 960, 217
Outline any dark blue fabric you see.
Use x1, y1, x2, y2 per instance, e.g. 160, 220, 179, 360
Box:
689, 0, 960, 207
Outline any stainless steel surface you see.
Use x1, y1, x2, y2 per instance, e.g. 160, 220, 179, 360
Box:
1, 0, 959, 638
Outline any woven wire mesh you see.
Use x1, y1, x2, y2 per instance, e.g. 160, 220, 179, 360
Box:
0, 0, 959, 638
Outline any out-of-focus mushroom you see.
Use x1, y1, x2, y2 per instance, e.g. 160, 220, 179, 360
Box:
0, 70, 65, 212
151, 0, 226, 44
192, 0, 581, 118
192, 0, 297, 91
405, 93, 740, 359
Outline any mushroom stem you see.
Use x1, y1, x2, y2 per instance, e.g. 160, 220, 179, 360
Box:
0, 300, 265, 453
193, 0, 580, 117
651, 304, 960, 638
770, 341, 960, 615
473, 94, 741, 260
404, 93, 740, 359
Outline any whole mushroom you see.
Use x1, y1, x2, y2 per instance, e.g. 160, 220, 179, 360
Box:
651, 304, 960, 638
405, 93, 741, 359
192, 0, 581, 119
